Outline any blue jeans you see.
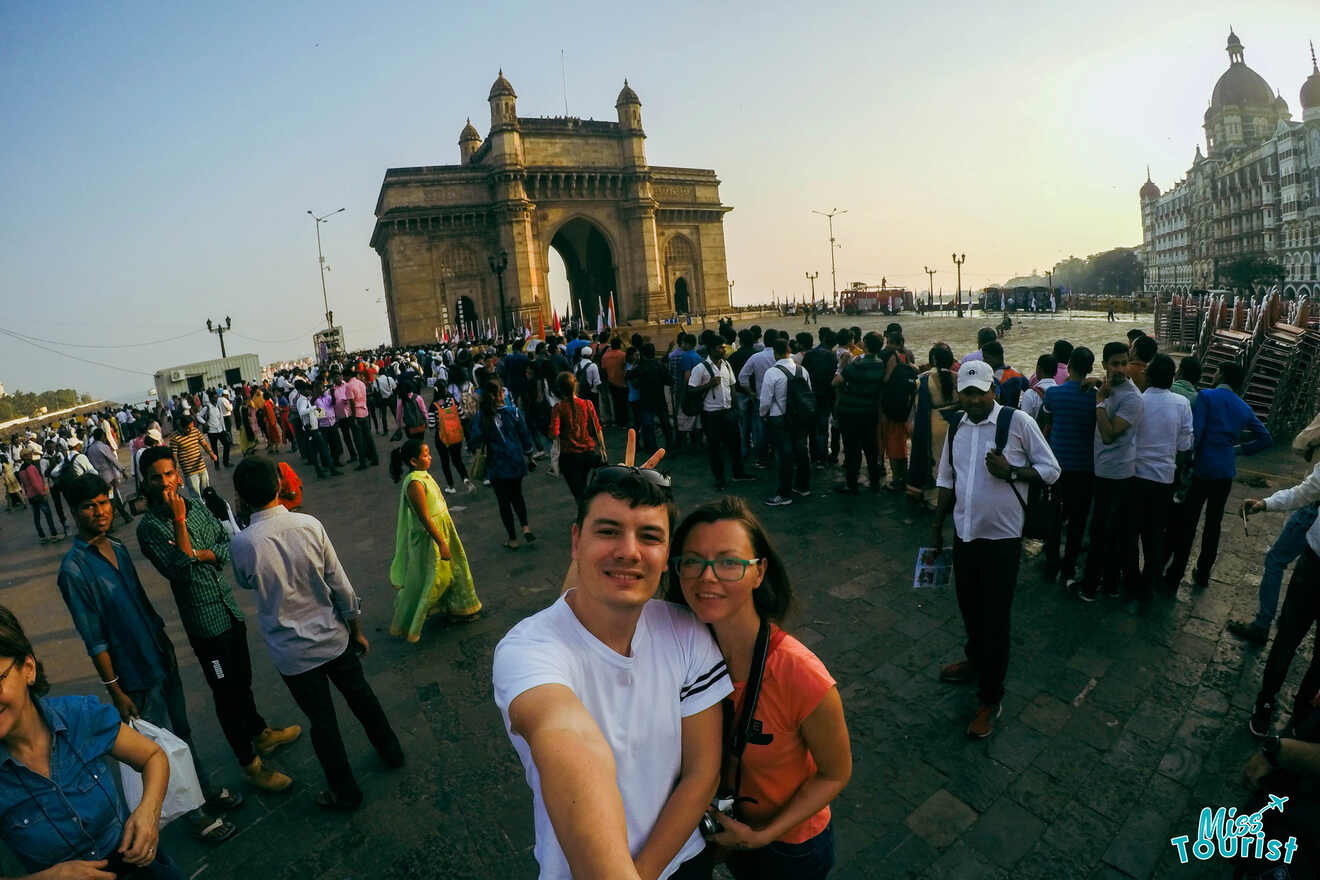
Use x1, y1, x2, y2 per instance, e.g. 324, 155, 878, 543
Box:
1253, 502, 1320, 629
739, 395, 767, 463
725, 822, 835, 880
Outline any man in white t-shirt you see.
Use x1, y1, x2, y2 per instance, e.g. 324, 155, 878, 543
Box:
493, 470, 730, 880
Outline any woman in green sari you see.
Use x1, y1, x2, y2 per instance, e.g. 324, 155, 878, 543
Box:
388, 437, 481, 641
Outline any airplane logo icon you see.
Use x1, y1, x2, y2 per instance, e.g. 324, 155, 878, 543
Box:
1267, 794, 1288, 814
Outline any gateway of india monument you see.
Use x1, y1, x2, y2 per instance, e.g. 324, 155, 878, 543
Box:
371, 72, 734, 346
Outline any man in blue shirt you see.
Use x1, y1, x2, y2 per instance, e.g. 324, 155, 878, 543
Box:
1040, 347, 1097, 583
1163, 362, 1272, 590
56, 473, 241, 843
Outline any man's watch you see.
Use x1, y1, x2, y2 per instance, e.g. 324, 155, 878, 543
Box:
1261, 735, 1282, 767
1006, 468, 1018, 483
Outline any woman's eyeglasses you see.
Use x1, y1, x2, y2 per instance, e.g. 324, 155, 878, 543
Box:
587, 465, 672, 491
673, 556, 762, 581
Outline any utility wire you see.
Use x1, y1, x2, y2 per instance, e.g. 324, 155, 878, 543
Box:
0, 326, 154, 376
0, 326, 207, 349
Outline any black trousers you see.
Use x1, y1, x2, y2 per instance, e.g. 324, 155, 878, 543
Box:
608, 385, 631, 428
491, 476, 529, 540
701, 408, 746, 485
351, 416, 378, 465
1081, 476, 1137, 595
304, 427, 334, 474
767, 415, 809, 496
208, 431, 232, 467
1044, 470, 1093, 579
281, 647, 401, 805
560, 450, 600, 502
952, 537, 1021, 706
1163, 476, 1233, 588
1258, 546, 1320, 724
324, 424, 345, 463
336, 419, 358, 461
189, 621, 267, 767
433, 440, 467, 486
1130, 478, 1174, 600
839, 413, 880, 489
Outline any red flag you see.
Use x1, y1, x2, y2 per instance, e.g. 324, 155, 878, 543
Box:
552, 307, 562, 335
607, 294, 617, 328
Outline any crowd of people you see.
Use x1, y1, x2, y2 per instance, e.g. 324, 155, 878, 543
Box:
3, 316, 1320, 878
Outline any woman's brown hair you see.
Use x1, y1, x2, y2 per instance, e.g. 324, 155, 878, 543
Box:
664, 496, 794, 622
0, 606, 49, 697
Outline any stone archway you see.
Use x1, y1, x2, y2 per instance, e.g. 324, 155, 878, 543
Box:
674, 277, 690, 315
548, 217, 617, 329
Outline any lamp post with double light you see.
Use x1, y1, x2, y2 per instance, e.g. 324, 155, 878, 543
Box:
488, 250, 509, 340
308, 208, 345, 331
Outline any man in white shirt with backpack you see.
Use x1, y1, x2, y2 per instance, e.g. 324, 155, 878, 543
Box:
930, 361, 1060, 739
759, 337, 812, 508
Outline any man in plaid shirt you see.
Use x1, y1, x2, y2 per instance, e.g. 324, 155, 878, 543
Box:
136, 446, 301, 792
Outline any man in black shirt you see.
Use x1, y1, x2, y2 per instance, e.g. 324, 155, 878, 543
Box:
802, 328, 838, 467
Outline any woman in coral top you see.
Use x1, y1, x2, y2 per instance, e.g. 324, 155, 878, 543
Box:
668, 496, 851, 879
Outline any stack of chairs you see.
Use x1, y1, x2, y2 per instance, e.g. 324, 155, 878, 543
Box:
1196, 296, 1260, 389
1243, 294, 1308, 429
1158, 292, 1203, 352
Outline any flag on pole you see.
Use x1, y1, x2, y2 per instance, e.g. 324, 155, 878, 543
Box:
607, 294, 617, 328
552, 307, 561, 336
596, 297, 605, 333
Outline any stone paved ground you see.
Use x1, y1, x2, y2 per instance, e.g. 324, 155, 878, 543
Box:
1, 313, 1314, 879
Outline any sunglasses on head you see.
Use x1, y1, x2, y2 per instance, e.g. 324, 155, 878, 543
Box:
587, 465, 673, 491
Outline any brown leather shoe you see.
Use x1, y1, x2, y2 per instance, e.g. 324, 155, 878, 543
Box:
243, 756, 293, 792
966, 703, 1002, 739
253, 724, 302, 757
939, 659, 975, 683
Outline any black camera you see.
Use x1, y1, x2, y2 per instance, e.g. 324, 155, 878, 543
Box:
699, 796, 736, 838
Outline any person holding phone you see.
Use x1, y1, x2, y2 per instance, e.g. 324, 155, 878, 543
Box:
229, 456, 404, 812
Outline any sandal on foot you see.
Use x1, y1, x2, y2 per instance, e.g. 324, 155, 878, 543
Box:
522, 530, 536, 543
448, 610, 482, 625
206, 788, 244, 811
193, 817, 238, 843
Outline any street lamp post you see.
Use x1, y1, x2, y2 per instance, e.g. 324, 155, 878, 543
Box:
805, 271, 818, 309
811, 208, 846, 309
952, 253, 966, 318
206, 316, 232, 358
924, 267, 937, 310
488, 250, 509, 340
307, 208, 345, 332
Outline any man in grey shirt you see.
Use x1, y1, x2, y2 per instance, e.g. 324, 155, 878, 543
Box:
1075, 341, 1144, 602
230, 455, 403, 810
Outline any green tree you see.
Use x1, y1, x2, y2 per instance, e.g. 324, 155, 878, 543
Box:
1216, 255, 1285, 291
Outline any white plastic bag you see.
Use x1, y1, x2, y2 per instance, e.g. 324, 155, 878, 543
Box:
118, 719, 204, 825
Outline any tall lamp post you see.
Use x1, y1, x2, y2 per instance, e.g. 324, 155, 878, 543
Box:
488, 250, 509, 340
812, 208, 846, 309
308, 208, 345, 331
952, 253, 966, 318
206, 316, 232, 358
805, 271, 818, 308
924, 266, 937, 310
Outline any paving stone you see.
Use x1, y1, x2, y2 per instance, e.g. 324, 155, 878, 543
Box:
1062, 703, 1124, 752
927, 840, 1003, 879
904, 789, 979, 849
1103, 807, 1174, 879
986, 720, 1050, 771
962, 797, 1045, 867
1019, 692, 1074, 735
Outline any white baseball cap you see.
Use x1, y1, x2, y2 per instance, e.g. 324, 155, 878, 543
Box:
956, 361, 994, 393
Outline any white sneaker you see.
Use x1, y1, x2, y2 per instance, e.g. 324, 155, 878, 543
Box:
464, 479, 477, 494
482, 479, 491, 487
763, 495, 793, 508
444, 486, 457, 495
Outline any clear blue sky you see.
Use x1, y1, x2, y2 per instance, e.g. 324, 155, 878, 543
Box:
1, 0, 1313, 400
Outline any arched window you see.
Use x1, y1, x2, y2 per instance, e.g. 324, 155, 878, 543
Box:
664, 235, 695, 264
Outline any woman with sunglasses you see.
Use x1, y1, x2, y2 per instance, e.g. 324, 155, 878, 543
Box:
0, 605, 187, 879
666, 497, 850, 879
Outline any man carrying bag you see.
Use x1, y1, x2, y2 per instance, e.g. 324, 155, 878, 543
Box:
929, 362, 1060, 739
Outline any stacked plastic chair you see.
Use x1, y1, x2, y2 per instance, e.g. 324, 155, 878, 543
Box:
1196, 295, 1260, 389
1243, 293, 1307, 430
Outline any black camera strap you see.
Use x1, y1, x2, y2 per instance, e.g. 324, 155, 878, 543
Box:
725, 618, 771, 803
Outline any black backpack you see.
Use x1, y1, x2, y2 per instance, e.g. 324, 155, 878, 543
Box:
945, 406, 1027, 512
401, 393, 426, 430
881, 356, 918, 422
774, 364, 816, 427
681, 360, 718, 417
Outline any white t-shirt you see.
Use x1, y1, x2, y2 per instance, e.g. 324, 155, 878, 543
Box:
687, 360, 735, 411
493, 595, 732, 880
